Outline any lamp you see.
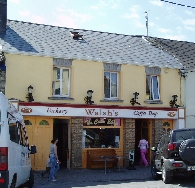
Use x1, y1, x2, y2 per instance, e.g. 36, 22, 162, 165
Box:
26, 85, 34, 102
130, 92, 141, 106
178, 68, 188, 78
169, 95, 180, 108
84, 89, 94, 104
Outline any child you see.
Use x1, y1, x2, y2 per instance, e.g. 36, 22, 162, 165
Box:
41, 155, 51, 177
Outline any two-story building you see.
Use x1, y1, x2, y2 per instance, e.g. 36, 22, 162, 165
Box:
0, 0, 191, 170
147, 37, 195, 129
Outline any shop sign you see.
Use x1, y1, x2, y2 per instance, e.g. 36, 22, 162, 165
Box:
19, 106, 178, 119
84, 118, 120, 126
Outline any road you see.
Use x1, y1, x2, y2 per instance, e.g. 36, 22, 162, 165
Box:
33, 167, 195, 188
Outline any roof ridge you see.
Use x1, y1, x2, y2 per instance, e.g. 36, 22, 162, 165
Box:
7, 19, 146, 38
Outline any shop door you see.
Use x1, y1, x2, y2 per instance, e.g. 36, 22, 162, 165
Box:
162, 120, 173, 133
135, 119, 151, 165
24, 117, 53, 170
53, 119, 70, 169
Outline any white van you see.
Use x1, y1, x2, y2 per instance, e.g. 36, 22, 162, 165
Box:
0, 92, 36, 188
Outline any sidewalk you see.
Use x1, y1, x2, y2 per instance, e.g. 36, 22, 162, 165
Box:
33, 165, 152, 188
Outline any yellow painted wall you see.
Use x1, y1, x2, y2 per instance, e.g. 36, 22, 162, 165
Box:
160, 68, 181, 107
4, 53, 181, 107
5, 54, 53, 102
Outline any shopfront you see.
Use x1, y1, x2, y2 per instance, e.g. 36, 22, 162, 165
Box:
19, 102, 184, 170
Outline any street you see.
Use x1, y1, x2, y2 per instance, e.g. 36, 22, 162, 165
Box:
33, 166, 195, 188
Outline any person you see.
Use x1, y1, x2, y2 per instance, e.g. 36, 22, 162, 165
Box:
138, 136, 149, 167
48, 137, 60, 182
41, 154, 51, 177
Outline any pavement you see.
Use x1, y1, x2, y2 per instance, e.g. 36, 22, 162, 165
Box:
33, 165, 152, 188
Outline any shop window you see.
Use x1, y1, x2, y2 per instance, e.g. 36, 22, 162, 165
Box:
82, 118, 121, 148
104, 72, 118, 99
146, 75, 160, 100
52, 67, 70, 97
39, 120, 49, 126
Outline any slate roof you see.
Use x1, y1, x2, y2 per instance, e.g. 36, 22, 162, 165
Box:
146, 37, 195, 71
0, 20, 194, 69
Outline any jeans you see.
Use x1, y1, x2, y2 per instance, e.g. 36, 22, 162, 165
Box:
49, 156, 60, 180
139, 149, 148, 166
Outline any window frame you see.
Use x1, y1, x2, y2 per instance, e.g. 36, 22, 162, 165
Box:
104, 71, 119, 99
52, 67, 70, 97
82, 118, 122, 149
146, 75, 160, 101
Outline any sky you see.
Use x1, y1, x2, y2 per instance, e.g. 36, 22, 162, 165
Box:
7, 0, 195, 43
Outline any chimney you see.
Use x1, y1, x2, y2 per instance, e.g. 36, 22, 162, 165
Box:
0, 0, 7, 34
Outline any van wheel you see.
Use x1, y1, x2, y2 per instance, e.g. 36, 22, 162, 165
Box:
10, 177, 16, 188
162, 164, 172, 184
27, 171, 34, 188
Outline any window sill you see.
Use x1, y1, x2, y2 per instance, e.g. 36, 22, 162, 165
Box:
100, 99, 124, 103
144, 100, 163, 104
48, 96, 74, 100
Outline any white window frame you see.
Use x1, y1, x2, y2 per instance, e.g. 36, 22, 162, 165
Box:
52, 67, 70, 97
104, 71, 119, 99
146, 75, 160, 100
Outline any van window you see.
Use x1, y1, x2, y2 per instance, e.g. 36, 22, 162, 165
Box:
8, 113, 20, 144
8, 113, 27, 146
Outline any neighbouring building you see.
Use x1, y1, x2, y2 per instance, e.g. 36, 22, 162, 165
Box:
1, 0, 194, 170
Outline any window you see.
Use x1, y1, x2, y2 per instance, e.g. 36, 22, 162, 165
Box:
82, 118, 121, 149
146, 75, 160, 100
52, 67, 70, 96
39, 120, 49, 126
8, 113, 27, 146
104, 72, 118, 99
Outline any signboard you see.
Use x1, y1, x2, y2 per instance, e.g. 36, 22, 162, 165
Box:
19, 105, 178, 119
84, 118, 120, 126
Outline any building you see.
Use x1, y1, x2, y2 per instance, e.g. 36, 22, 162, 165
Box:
0, 0, 191, 170
147, 38, 195, 129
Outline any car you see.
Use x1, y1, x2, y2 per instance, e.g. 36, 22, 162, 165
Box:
151, 128, 195, 184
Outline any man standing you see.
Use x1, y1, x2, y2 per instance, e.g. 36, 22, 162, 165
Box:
138, 136, 149, 167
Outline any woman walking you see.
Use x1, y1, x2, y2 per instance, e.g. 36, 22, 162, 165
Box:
49, 137, 60, 181
138, 135, 149, 167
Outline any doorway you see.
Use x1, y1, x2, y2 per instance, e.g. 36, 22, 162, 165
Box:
53, 119, 69, 169
134, 119, 151, 165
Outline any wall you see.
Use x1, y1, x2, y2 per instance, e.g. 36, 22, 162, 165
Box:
0, 70, 5, 93
4, 53, 181, 108
5, 54, 53, 102
185, 72, 195, 128
123, 118, 135, 166
152, 119, 164, 147
71, 118, 83, 168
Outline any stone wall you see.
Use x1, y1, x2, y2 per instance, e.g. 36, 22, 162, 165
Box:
123, 118, 135, 167
0, 70, 6, 94
71, 118, 83, 169
152, 119, 164, 147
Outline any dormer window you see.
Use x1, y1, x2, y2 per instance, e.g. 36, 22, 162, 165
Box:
70, 31, 83, 40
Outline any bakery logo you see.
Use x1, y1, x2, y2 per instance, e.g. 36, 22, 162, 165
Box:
167, 112, 176, 117
21, 107, 32, 113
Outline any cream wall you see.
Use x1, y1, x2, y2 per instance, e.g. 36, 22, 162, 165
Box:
5, 54, 53, 102
185, 72, 195, 128
160, 68, 181, 107
72, 60, 103, 104
4, 53, 181, 107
